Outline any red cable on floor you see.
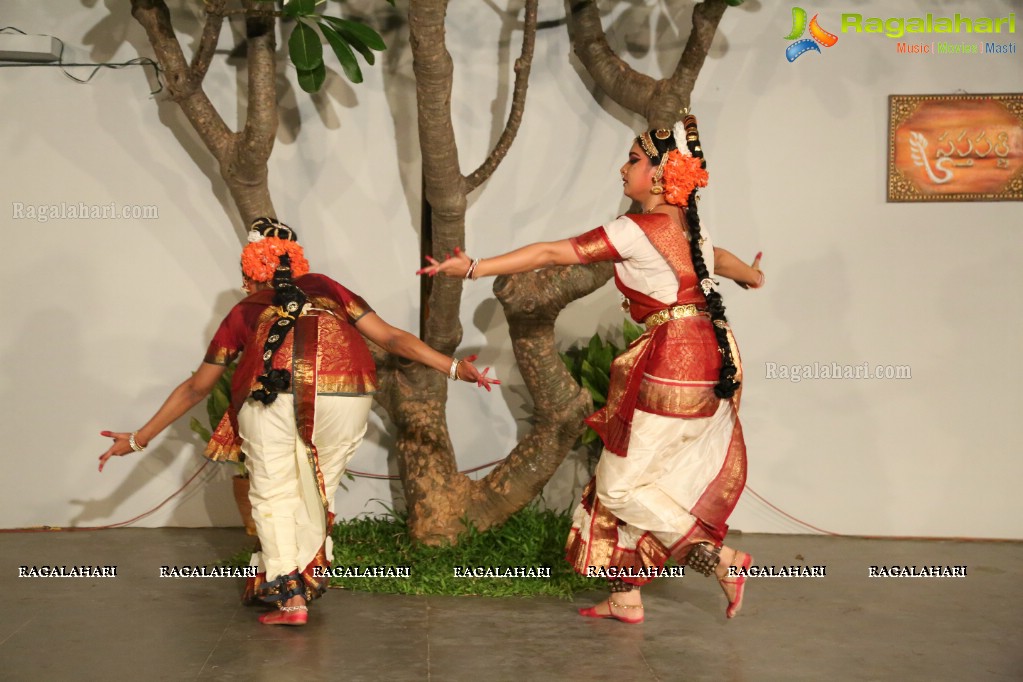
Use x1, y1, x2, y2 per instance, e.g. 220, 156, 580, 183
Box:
743, 484, 841, 536
13, 460, 980, 542
0, 460, 212, 533
347, 456, 506, 480
0, 456, 508, 532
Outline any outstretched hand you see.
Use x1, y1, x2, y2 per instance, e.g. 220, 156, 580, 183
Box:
416, 247, 472, 278
738, 252, 765, 290
456, 354, 500, 392
98, 430, 136, 472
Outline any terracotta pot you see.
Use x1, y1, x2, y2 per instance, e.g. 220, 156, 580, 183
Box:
232, 475, 258, 536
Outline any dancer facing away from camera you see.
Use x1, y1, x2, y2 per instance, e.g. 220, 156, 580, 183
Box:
99, 218, 498, 626
419, 115, 764, 623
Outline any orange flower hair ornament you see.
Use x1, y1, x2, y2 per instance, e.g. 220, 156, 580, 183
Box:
661, 149, 709, 208
241, 237, 310, 282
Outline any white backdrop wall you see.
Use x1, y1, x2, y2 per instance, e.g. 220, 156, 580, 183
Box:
1, 1, 1020, 538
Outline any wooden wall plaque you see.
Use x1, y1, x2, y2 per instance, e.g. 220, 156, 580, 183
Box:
887, 94, 1023, 202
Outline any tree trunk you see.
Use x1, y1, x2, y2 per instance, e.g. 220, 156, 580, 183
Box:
394, 0, 609, 544
396, 0, 474, 543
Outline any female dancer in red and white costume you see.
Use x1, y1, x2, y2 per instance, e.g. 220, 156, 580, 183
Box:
99, 218, 497, 625
420, 115, 763, 623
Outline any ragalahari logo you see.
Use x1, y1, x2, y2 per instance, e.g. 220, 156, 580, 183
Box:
785, 7, 839, 61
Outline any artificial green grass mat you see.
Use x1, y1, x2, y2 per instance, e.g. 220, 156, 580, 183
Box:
221, 505, 603, 599
327, 506, 602, 598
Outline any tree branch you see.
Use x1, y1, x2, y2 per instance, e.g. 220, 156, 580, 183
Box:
239, 0, 278, 169
652, 0, 729, 126
566, 0, 735, 127
464, 0, 539, 193
471, 262, 613, 519
564, 0, 657, 116
191, 0, 227, 83
410, 0, 467, 353
131, 0, 233, 158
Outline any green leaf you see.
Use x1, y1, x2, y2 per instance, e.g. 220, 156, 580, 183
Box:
207, 396, 223, 430
289, 21, 324, 71
586, 333, 602, 358
320, 16, 386, 52
199, 361, 237, 433
324, 23, 375, 65
319, 22, 363, 83
210, 387, 229, 425
579, 358, 594, 382
189, 417, 211, 443
585, 358, 603, 383
580, 375, 604, 404
623, 318, 644, 346
283, 0, 317, 19
594, 343, 613, 373
212, 377, 229, 403
581, 429, 598, 444
297, 62, 327, 92
589, 364, 610, 397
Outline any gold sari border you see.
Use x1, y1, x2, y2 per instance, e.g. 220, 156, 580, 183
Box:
203, 347, 237, 366
690, 415, 747, 530
293, 315, 329, 511
570, 227, 621, 265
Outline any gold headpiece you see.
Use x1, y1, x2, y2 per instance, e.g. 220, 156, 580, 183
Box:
638, 132, 659, 160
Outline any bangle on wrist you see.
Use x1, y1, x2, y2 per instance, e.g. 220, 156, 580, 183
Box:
464, 258, 481, 280
129, 432, 146, 453
448, 357, 461, 381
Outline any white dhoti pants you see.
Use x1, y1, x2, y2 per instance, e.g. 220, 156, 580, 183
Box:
238, 394, 372, 581
593, 399, 736, 539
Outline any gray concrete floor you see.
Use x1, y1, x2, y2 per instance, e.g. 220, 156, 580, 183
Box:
0, 528, 1020, 681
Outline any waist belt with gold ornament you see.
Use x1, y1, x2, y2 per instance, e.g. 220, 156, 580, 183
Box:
643, 304, 708, 330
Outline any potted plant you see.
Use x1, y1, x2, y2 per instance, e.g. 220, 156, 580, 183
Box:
189, 363, 256, 535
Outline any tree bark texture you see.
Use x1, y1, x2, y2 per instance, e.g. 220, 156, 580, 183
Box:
130, 0, 277, 223
394, 0, 614, 545
566, 0, 730, 127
